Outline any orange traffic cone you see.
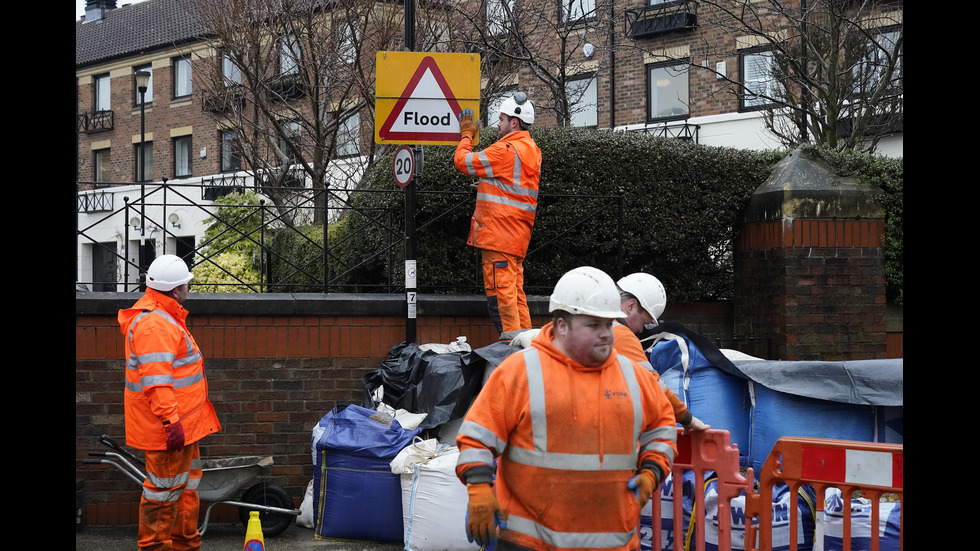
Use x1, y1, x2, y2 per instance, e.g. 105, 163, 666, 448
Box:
244, 510, 265, 551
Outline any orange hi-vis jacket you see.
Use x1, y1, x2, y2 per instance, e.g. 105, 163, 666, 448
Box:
612, 322, 693, 426
118, 288, 221, 451
454, 130, 542, 258
456, 323, 677, 551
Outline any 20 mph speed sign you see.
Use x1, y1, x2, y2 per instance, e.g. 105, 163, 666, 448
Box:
393, 146, 414, 188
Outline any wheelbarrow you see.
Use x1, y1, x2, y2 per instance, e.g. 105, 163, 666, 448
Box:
85, 434, 300, 537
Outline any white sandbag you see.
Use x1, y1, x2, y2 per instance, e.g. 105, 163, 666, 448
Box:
297, 479, 315, 528
391, 438, 472, 550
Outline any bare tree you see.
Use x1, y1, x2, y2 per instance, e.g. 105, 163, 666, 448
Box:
443, 0, 618, 127
694, 0, 903, 152
192, 0, 405, 223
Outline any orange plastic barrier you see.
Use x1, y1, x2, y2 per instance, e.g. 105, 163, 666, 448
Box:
744, 437, 903, 551
649, 428, 753, 551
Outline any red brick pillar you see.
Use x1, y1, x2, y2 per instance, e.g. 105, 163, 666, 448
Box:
734, 149, 887, 361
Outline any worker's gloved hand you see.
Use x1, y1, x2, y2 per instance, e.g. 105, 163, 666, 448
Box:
628, 469, 658, 508
465, 483, 506, 546
683, 415, 710, 434
164, 421, 185, 453
458, 109, 480, 141
509, 328, 540, 349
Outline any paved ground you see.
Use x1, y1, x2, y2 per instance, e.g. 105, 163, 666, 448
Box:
75, 523, 405, 551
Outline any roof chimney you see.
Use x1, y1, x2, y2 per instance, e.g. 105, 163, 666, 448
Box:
83, 0, 117, 23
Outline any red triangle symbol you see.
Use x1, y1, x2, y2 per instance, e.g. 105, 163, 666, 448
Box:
379, 56, 465, 142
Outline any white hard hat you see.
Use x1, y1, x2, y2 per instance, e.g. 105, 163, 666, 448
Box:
499, 92, 534, 125
146, 254, 194, 291
617, 272, 667, 322
549, 266, 627, 319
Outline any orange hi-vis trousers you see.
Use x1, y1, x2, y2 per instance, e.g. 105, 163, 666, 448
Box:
138, 442, 203, 551
481, 250, 531, 337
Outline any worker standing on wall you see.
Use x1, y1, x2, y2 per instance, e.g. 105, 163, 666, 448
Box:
118, 254, 221, 550
615, 272, 710, 433
456, 266, 677, 550
454, 92, 542, 340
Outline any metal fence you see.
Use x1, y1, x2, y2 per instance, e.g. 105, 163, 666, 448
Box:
76, 177, 624, 294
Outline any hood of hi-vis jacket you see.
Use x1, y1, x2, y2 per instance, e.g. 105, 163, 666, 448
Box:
118, 289, 220, 451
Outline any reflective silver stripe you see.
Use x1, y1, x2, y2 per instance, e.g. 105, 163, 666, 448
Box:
191, 458, 202, 470
457, 447, 495, 468
173, 352, 202, 369
141, 374, 175, 387
476, 192, 537, 213
185, 476, 201, 491
523, 348, 548, 452
506, 515, 635, 549
616, 355, 643, 442
644, 440, 676, 464
146, 470, 189, 489
465, 151, 494, 177
130, 352, 177, 369
458, 420, 508, 456
508, 447, 637, 471
641, 360, 654, 371
514, 350, 640, 470
174, 370, 205, 389
143, 487, 183, 502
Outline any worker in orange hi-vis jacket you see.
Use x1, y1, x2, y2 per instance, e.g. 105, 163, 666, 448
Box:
456, 266, 677, 551
454, 92, 542, 341
118, 255, 221, 551
614, 272, 710, 434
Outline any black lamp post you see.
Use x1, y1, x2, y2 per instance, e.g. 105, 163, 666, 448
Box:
135, 70, 150, 290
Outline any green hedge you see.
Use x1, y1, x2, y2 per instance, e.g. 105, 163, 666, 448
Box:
259, 130, 903, 306
328, 128, 784, 301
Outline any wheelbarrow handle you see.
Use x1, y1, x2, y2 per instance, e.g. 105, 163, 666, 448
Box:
98, 434, 145, 466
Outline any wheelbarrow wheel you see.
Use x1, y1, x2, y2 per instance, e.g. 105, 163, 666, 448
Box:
238, 481, 294, 538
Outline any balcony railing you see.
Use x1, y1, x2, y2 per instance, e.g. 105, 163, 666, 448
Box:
77, 110, 114, 133
622, 122, 700, 142
202, 173, 248, 201
202, 86, 247, 113
77, 189, 114, 213
626, 0, 698, 39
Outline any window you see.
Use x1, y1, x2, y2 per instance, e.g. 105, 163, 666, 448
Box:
279, 120, 302, 164
565, 74, 598, 127
222, 54, 242, 86
280, 35, 300, 75
336, 112, 360, 157
487, 0, 515, 35
855, 25, 902, 94
94, 148, 111, 183
94, 74, 110, 111
174, 136, 193, 178
221, 131, 241, 172
134, 141, 153, 182
174, 56, 192, 98
562, 0, 596, 23
338, 24, 358, 64
647, 61, 689, 120
740, 49, 777, 110
133, 65, 153, 104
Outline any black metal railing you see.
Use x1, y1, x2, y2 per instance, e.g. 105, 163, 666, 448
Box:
625, 0, 698, 39
624, 122, 700, 142
77, 110, 114, 133
75, 178, 624, 294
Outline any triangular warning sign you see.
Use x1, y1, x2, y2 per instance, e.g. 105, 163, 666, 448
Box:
378, 56, 465, 143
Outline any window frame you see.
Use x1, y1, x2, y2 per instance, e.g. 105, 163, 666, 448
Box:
335, 111, 360, 158
221, 53, 242, 87
94, 148, 111, 183
645, 59, 690, 122
486, 0, 515, 36
739, 47, 778, 111
565, 73, 599, 128
173, 135, 193, 178
173, 56, 193, 98
94, 73, 111, 112
561, 0, 597, 24
134, 141, 154, 182
220, 131, 241, 173
279, 35, 301, 75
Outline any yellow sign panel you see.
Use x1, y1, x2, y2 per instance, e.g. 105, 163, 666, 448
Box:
375, 51, 481, 146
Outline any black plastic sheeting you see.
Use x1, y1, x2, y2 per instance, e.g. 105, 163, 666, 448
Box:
646, 321, 903, 407
361, 341, 520, 429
